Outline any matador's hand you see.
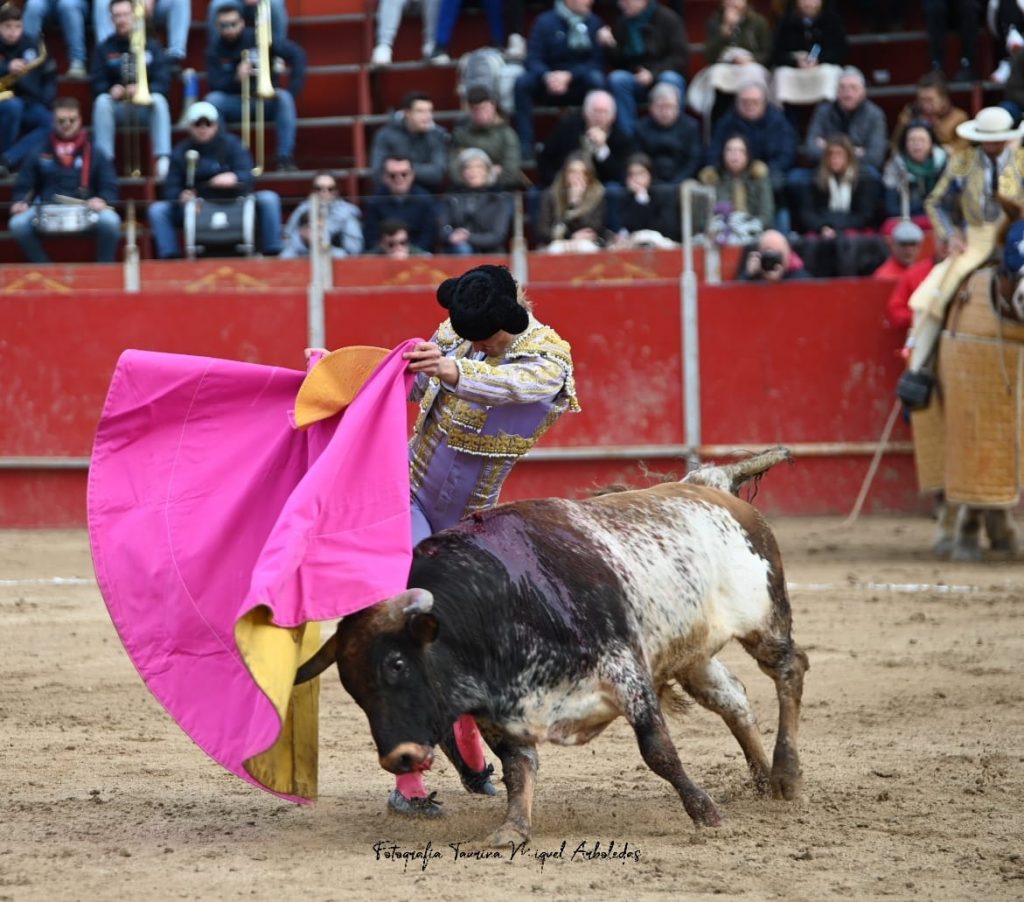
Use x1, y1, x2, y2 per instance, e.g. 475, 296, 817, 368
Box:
403, 341, 459, 385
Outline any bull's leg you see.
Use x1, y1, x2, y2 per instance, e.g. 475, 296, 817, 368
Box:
952, 506, 983, 561
680, 658, 772, 795
484, 740, 538, 848
740, 633, 808, 801
932, 497, 958, 558
617, 677, 721, 827
984, 509, 1020, 553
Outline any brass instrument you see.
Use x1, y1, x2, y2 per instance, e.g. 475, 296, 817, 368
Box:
252, 0, 274, 176
0, 41, 48, 103
122, 0, 152, 177
185, 148, 199, 191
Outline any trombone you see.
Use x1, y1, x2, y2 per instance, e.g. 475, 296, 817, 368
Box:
123, 0, 153, 177
240, 0, 274, 176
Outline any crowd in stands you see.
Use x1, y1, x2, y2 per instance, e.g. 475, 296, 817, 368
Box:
0, 0, 1020, 290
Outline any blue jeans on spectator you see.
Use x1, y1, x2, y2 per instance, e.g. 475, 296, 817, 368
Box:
607, 69, 686, 138
148, 192, 283, 258
207, 0, 287, 44
93, 0, 190, 59
0, 98, 52, 169
205, 90, 296, 159
445, 240, 474, 254
92, 93, 172, 165
435, 0, 505, 48
23, 0, 88, 64
10, 206, 120, 262
514, 67, 606, 158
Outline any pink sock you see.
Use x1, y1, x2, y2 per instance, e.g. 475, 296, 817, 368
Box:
453, 714, 486, 772
395, 772, 428, 799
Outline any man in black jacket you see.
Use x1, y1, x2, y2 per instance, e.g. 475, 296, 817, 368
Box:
363, 154, 437, 251
90, 0, 172, 180
8, 96, 121, 262
147, 100, 282, 257
634, 82, 701, 186
0, 2, 57, 176
204, 1, 306, 171
605, 0, 689, 137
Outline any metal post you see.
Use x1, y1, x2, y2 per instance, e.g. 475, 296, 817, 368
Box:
511, 191, 529, 286
306, 191, 326, 350
123, 200, 140, 293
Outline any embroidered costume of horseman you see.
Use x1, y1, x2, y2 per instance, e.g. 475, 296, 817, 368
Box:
905, 107, 1024, 373
407, 266, 580, 544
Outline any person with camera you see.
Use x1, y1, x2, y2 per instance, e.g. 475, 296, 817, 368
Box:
8, 95, 121, 263
740, 229, 809, 281
147, 100, 282, 258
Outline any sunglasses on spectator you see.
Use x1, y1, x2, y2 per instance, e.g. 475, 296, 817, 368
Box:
313, 182, 337, 192
218, 18, 242, 29
383, 237, 409, 248
56, 116, 80, 125
192, 118, 214, 127
384, 170, 412, 179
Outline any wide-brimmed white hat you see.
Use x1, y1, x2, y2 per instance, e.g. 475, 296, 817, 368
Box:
955, 106, 1022, 142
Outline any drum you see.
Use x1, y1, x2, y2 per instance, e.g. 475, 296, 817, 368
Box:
33, 204, 98, 234
184, 196, 256, 258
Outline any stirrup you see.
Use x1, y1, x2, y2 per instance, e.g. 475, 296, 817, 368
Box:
461, 762, 497, 796
386, 789, 444, 818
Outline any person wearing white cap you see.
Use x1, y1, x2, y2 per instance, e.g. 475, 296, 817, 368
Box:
903, 106, 1024, 372
147, 100, 283, 258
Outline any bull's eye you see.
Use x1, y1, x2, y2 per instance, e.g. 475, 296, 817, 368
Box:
382, 651, 406, 685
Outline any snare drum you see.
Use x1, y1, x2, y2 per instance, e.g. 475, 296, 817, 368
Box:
33, 204, 99, 234
184, 196, 256, 258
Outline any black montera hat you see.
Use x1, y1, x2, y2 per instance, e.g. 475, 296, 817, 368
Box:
435, 265, 528, 341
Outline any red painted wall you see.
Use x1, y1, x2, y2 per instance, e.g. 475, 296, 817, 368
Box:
0, 276, 917, 526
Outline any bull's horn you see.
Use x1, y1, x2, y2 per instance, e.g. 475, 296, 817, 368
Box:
403, 588, 435, 614
683, 446, 793, 495
294, 632, 338, 685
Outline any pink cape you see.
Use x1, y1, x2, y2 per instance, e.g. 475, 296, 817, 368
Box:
87, 341, 419, 801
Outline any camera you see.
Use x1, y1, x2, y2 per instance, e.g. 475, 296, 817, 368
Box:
759, 249, 784, 272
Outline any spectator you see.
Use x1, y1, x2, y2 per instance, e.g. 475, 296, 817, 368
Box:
93, 0, 189, 75
205, 1, 306, 172
0, 2, 56, 177
634, 82, 702, 186
703, 0, 772, 67
795, 134, 880, 236
884, 231, 937, 333
987, 0, 1024, 83
923, 0, 978, 82
874, 219, 925, 279
22, 0, 88, 78
605, 0, 689, 138
803, 66, 888, 174
363, 154, 437, 251
208, 0, 287, 47
148, 100, 283, 259
90, 0, 172, 180
8, 96, 121, 262
740, 228, 809, 280
370, 90, 448, 193
613, 152, 679, 246
281, 170, 363, 259
698, 133, 775, 241
371, 0, 438, 64
891, 71, 969, 154
536, 150, 607, 251
448, 85, 521, 189
707, 79, 798, 191
768, 0, 847, 70
881, 119, 947, 221
512, 0, 610, 160
372, 217, 429, 257
431, 0, 518, 64
538, 88, 635, 188
439, 148, 513, 254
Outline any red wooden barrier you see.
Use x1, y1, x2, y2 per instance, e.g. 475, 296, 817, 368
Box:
0, 275, 917, 526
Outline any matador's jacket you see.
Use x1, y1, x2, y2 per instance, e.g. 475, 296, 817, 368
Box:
408, 314, 580, 533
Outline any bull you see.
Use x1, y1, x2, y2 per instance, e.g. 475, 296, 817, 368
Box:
297, 447, 807, 844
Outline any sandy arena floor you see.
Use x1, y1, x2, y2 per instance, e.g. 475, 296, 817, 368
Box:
1, 517, 1022, 901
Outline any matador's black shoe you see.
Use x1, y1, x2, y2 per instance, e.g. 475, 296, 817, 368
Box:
461, 763, 497, 796
386, 789, 444, 818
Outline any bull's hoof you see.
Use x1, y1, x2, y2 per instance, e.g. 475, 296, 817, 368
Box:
461, 763, 498, 797
485, 823, 529, 848
684, 791, 722, 827
770, 769, 802, 801
387, 789, 444, 818
950, 542, 982, 563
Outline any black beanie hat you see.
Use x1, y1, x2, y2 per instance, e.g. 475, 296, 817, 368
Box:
436, 265, 528, 341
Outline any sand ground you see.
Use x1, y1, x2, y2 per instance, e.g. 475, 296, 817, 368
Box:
1, 518, 1022, 901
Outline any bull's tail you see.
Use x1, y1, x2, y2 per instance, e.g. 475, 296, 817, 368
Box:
294, 632, 338, 685
683, 446, 792, 496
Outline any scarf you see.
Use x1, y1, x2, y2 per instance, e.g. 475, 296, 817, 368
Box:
827, 175, 852, 212
622, 1, 655, 60
555, 0, 592, 53
903, 148, 945, 195
51, 130, 91, 191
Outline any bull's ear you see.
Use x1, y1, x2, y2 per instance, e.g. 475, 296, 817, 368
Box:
408, 612, 439, 646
